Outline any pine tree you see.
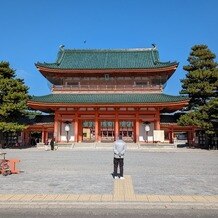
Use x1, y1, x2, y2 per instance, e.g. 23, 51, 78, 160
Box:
178, 45, 218, 147
0, 61, 29, 133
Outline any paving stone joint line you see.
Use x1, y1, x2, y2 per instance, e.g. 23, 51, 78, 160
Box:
0, 176, 218, 204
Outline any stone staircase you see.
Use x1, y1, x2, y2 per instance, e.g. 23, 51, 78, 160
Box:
139, 143, 176, 149
37, 142, 176, 149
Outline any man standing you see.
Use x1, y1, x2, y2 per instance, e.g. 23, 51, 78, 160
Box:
113, 134, 127, 179
50, 138, 55, 151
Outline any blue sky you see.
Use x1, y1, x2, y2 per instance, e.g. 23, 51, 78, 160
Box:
0, 0, 217, 96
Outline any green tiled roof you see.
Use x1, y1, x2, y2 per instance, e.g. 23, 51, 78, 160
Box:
36, 48, 178, 70
30, 94, 188, 104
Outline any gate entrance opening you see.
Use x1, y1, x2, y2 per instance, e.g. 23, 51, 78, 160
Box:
82, 121, 95, 142
101, 121, 115, 142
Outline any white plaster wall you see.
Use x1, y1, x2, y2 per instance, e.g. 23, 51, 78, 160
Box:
60, 122, 75, 142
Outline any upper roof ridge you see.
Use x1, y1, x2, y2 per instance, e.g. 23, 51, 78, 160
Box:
61, 47, 157, 52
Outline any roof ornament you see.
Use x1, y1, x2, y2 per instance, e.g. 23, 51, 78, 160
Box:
151, 43, 157, 49
59, 45, 65, 51
151, 43, 158, 64
57, 45, 65, 65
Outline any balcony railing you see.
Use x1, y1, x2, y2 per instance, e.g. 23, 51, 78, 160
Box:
52, 84, 163, 93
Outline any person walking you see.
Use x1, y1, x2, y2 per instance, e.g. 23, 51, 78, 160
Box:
50, 138, 55, 151
113, 134, 126, 179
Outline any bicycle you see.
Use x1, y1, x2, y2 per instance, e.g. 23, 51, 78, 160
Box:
0, 153, 12, 176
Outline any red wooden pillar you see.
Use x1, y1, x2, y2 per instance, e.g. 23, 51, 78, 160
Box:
95, 109, 99, 142
41, 129, 45, 143
154, 120, 160, 130
188, 128, 195, 147
115, 108, 119, 140
169, 127, 174, 144
135, 108, 139, 143
26, 130, 30, 145
155, 108, 160, 130
45, 131, 48, 143
54, 111, 58, 142
168, 131, 172, 143
74, 112, 78, 142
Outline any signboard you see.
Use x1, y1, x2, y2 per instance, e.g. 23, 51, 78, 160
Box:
153, 130, 165, 142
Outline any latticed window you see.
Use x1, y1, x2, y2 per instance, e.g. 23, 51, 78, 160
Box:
82, 121, 95, 128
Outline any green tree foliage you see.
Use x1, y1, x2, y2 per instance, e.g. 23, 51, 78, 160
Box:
178, 45, 218, 134
0, 61, 29, 132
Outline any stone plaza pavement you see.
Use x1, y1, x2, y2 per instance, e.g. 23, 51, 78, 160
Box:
0, 147, 218, 208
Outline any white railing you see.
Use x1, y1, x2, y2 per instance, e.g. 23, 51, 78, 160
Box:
52, 84, 162, 92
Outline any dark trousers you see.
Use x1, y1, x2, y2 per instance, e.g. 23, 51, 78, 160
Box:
50, 143, 54, 150
113, 158, 124, 177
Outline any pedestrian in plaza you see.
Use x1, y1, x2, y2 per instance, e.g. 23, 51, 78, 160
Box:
50, 138, 55, 151
44, 140, 49, 151
113, 134, 126, 179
